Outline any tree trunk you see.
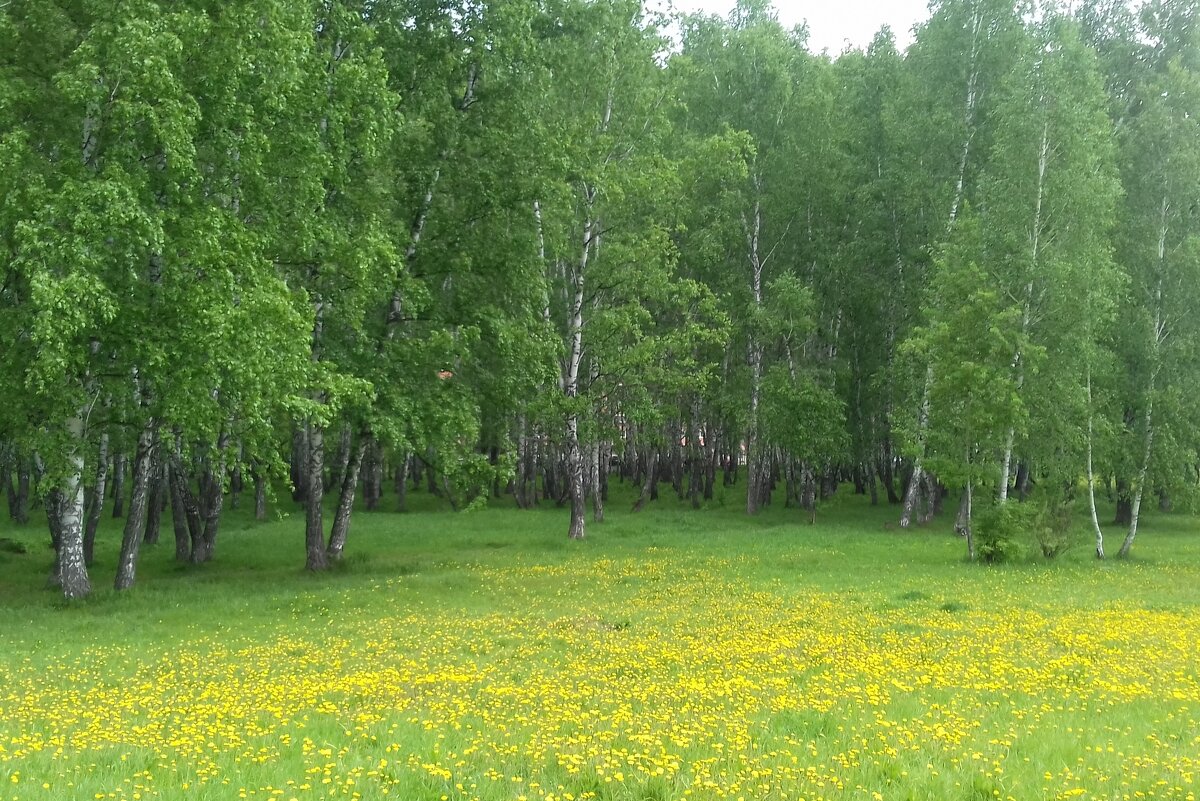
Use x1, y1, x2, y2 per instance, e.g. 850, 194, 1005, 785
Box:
745, 195, 765, 516
291, 426, 308, 502
192, 440, 227, 564
963, 481, 975, 561
328, 425, 352, 494
878, 454, 900, 505
1114, 478, 1132, 526
1000, 123, 1048, 504
305, 421, 328, 570
168, 459, 190, 562
900, 367, 935, 527
1015, 462, 1032, 501
83, 433, 109, 567
115, 424, 156, 590
111, 451, 126, 519
44, 488, 64, 588
229, 466, 243, 510
9, 460, 31, 525
1, 454, 12, 520
169, 452, 202, 563
565, 418, 586, 540
253, 468, 267, 521
562, 197, 592, 540
364, 438, 383, 511
327, 435, 367, 561
394, 451, 408, 512
689, 419, 704, 510
425, 448, 440, 495
1120, 236, 1167, 558
590, 437, 604, 523
143, 448, 164, 545
1086, 369, 1105, 559
632, 449, 659, 513
58, 413, 91, 600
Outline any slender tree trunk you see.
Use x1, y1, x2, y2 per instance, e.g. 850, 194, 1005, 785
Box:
115, 424, 156, 590
305, 421, 328, 570
229, 465, 243, 510
394, 451, 408, 512
745, 195, 765, 516
964, 480, 975, 561
425, 449, 440, 495
83, 432, 109, 567
9, 460, 31, 525
1, 454, 12, 520
1120, 391, 1155, 558
193, 438, 227, 564
253, 468, 267, 521
143, 446, 164, 545
111, 452, 126, 518
949, 7, 982, 224
590, 437, 604, 523
1120, 214, 1168, 558
1086, 368, 1105, 559
514, 417, 530, 509
1114, 477, 1132, 525
562, 197, 592, 541
58, 413, 91, 600
364, 439, 382, 511
1000, 123, 1048, 504
168, 455, 193, 562
1015, 462, 1032, 501
901, 367, 935, 527
17, 464, 30, 523
44, 487, 64, 588
291, 425, 309, 502
633, 449, 659, 513
328, 425, 352, 494
327, 435, 367, 561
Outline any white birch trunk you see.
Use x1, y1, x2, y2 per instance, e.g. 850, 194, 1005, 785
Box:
745, 194, 765, 516
115, 423, 156, 590
901, 6, 986, 522
1086, 367, 1105, 559
999, 121, 1049, 504
900, 366, 935, 528
1120, 199, 1169, 558
58, 412, 91, 600
564, 200, 592, 540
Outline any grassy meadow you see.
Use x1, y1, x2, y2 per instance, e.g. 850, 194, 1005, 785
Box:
0, 483, 1198, 801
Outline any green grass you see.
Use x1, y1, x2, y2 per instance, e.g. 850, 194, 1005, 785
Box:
0, 481, 1198, 801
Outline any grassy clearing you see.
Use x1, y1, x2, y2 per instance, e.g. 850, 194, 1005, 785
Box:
0, 484, 1198, 801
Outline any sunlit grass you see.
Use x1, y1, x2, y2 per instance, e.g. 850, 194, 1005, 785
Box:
1, 483, 1198, 801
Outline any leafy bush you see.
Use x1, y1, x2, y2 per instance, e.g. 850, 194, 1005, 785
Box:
1031, 489, 1077, 559
974, 490, 1078, 563
974, 502, 1036, 563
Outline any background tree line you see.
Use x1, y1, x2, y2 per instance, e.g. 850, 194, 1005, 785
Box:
2, 0, 1198, 599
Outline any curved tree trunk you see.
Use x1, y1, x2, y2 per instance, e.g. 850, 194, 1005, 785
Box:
327, 435, 367, 561
115, 425, 156, 590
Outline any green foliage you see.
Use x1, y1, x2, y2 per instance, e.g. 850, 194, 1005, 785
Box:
973, 500, 1038, 564
974, 489, 1081, 564
760, 366, 846, 465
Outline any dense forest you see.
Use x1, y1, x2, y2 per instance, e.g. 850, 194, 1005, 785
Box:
2, 0, 1198, 599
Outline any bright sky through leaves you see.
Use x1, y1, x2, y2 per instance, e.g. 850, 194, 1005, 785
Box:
667, 0, 931, 53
